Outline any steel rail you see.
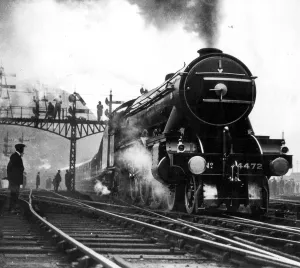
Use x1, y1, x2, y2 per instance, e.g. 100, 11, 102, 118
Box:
102, 197, 300, 262
272, 198, 300, 204
28, 190, 121, 268
228, 215, 300, 234
52, 193, 300, 268
33, 192, 128, 209
110, 210, 300, 255
117, 200, 300, 266
198, 213, 300, 236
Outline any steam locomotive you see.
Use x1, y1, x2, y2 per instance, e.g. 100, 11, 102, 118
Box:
74, 48, 292, 215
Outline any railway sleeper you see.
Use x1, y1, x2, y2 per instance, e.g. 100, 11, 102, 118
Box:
76, 255, 92, 268
66, 247, 82, 261
56, 239, 68, 251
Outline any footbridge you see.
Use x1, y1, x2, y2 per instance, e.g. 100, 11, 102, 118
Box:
0, 93, 107, 191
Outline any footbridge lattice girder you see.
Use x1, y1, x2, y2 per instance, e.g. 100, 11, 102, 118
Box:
0, 118, 106, 140
0, 117, 106, 191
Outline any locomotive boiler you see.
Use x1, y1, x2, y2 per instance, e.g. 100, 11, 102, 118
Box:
75, 48, 292, 215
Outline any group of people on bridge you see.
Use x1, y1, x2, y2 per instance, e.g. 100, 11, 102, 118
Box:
33, 95, 104, 122
33, 95, 63, 120
269, 177, 300, 197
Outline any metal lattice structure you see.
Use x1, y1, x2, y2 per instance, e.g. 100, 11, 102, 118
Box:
0, 93, 107, 191
0, 117, 106, 140
69, 122, 77, 191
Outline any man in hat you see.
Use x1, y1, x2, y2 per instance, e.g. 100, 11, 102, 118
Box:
53, 95, 62, 120
53, 170, 62, 192
97, 101, 103, 122
7, 143, 26, 213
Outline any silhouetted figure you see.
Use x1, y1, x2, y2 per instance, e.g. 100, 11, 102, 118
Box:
46, 177, 52, 190
97, 101, 103, 121
68, 105, 74, 118
36, 172, 40, 190
279, 177, 284, 195
7, 144, 26, 213
32, 96, 40, 127
46, 102, 55, 118
53, 170, 61, 192
54, 95, 62, 120
33, 96, 40, 118
291, 179, 295, 195
271, 179, 278, 197
65, 170, 71, 191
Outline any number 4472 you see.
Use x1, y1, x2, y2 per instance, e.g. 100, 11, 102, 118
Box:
236, 163, 262, 170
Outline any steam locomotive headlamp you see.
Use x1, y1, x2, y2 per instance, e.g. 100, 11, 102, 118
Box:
281, 146, 289, 154
269, 157, 290, 176
188, 156, 206, 175
177, 139, 185, 153
210, 83, 228, 100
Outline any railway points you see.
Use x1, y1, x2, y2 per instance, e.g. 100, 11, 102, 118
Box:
2, 188, 300, 267
35, 190, 300, 266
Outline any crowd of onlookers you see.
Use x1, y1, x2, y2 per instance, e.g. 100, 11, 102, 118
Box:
269, 177, 300, 197
32, 94, 104, 122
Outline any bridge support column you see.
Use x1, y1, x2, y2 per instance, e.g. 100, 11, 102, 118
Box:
69, 96, 77, 192
69, 124, 77, 192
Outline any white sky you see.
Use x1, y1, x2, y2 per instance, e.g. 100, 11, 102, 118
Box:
0, 0, 299, 169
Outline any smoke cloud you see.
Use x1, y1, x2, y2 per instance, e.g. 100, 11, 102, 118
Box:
127, 0, 221, 46
118, 143, 152, 174
0, 0, 203, 117
94, 180, 111, 195
38, 159, 51, 170
117, 142, 172, 208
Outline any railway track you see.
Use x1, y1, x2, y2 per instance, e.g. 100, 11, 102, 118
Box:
29, 189, 300, 267
31, 191, 233, 268
0, 190, 72, 268
0, 189, 119, 268
2, 188, 300, 267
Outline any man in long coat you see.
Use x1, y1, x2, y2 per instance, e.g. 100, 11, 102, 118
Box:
53, 170, 62, 192
7, 144, 26, 212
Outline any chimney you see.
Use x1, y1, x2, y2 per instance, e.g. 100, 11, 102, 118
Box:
197, 48, 223, 57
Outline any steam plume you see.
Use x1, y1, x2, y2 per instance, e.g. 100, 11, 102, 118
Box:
94, 181, 111, 195
127, 0, 221, 46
